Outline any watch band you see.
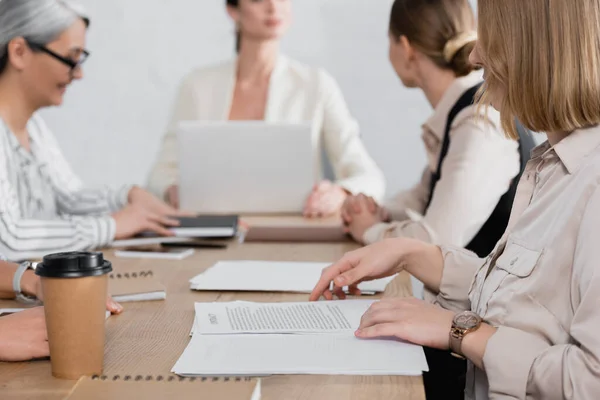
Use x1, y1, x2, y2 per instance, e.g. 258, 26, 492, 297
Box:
13, 261, 38, 304
449, 327, 466, 358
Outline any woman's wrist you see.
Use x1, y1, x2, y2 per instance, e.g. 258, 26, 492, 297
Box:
401, 239, 445, 293
127, 185, 141, 203
19, 269, 39, 298
460, 322, 497, 369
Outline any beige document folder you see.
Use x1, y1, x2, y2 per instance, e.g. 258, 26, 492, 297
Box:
242, 216, 349, 242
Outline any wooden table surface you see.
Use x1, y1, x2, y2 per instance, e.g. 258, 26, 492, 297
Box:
0, 238, 425, 400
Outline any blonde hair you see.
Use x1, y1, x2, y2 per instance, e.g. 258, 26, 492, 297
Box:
477, 0, 600, 139
389, 0, 478, 77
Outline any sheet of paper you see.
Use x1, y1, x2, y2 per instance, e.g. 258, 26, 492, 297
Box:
193, 300, 373, 335
189, 261, 394, 294
110, 237, 195, 248
172, 333, 428, 376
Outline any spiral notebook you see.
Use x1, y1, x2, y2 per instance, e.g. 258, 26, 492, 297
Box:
0, 308, 112, 319
66, 377, 261, 400
109, 268, 166, 303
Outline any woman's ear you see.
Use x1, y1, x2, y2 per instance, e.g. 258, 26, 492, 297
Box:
6, 37, 30, 71
399, 35, 416, 62
226, 5, 240, 25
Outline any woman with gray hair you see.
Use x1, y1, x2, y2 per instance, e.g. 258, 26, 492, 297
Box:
0, 0, 182, 261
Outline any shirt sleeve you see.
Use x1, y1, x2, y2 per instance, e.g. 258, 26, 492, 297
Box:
147, 74, 199, 198
0, 164, 116, 262
0, 118, 119, 261
318, 70, 386, 202
34, 116, 131, 215
434, 245, 483, 313
483, 185, 600, 400
363, 111, 519, 247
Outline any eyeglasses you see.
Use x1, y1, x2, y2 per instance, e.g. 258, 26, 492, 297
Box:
26, 41, 90, 72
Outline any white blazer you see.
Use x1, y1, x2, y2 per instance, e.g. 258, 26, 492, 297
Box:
147, 56, 386, 201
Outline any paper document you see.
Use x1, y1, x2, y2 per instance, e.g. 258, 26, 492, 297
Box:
189, 261, 394, 294
172, 333, 428, 376
110, 237, 196, 248
193, 300, 373, 335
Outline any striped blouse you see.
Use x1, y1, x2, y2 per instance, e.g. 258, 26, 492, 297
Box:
0, 115, 131, 261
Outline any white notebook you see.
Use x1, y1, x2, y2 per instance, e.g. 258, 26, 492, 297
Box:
109, 268, 166, 303
0, 308, 112, 319
189, 261, 395, 294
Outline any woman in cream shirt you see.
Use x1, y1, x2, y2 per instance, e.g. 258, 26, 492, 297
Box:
148, 0, 385, 217
341, 0, 526, 257
311, 0, 600, 398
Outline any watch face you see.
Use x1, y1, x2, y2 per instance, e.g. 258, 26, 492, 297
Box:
454, 312, 481, 329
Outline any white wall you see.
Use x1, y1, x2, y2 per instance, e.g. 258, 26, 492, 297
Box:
41, 0, 481, 195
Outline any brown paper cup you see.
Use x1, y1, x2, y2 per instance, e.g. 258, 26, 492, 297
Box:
41, 275, 108, 380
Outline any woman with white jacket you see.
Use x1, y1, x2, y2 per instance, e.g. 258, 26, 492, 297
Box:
148, 0, 385, 217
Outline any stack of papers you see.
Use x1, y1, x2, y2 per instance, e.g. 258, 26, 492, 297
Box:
189, 261, 395, 294
172, 300, 428, 377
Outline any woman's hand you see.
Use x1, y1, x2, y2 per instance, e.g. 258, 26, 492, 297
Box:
341, 194, 389, 242
112, 204, 180, 239
309, 238, 419, 301
304, 181, 349, 218
164, 185, 180, 209
355, 298, 455, 349
106, 297, 123, 315
128, 186, 183, 216
0, 307, 49, 362
356, 298, 498, 369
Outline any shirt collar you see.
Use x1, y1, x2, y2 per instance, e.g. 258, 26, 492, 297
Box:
423, 71, 484, 140
549, 125, 600, 174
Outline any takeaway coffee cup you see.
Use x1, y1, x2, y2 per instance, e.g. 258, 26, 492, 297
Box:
35, 252, 112, 380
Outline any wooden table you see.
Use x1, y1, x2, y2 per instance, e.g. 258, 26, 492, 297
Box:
0, 241, 425, 400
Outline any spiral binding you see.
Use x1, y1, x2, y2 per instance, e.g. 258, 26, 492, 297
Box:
90, 375, 252, 382
109, 270, 153, 279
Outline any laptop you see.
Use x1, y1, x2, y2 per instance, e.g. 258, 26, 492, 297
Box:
177, 121, 315, 214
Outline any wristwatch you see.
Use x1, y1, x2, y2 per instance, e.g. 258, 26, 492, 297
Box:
449, 311, 482, 358
13, 261, 39, 304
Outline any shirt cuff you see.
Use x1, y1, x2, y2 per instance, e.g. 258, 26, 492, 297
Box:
336, 177, 385, 203
363, 223, 390, 244
435, 246, 481, 312
112, 184, 134, 210
483, 326, 550, 399
93, 216, 116, 248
